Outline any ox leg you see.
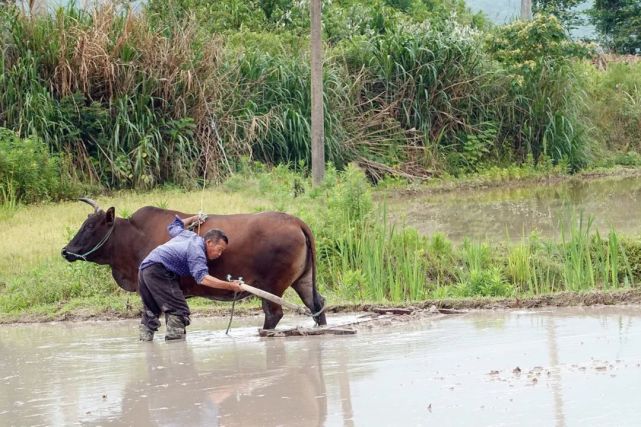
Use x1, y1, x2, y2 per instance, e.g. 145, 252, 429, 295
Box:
261, 298, 284, 330
292, 278, 327, 327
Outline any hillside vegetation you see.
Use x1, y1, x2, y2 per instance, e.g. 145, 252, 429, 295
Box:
1, 1, 639, 205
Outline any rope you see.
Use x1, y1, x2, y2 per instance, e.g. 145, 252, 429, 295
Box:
196, 140, 209, 235
225, 291, 238, 335
308, 302, 328, 318
65, 221, 116, 260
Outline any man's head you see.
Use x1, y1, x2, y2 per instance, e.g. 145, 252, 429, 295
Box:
203, 228, 229, 260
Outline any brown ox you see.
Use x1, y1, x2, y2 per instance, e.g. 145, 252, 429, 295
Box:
61, 199, 327, 330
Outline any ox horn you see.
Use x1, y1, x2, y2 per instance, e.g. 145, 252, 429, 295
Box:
78, 197, 101, 213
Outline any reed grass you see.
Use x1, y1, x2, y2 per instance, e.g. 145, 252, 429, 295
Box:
0, 2, 601, 199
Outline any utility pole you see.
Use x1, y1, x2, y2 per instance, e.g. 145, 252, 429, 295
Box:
16, 0, 47, 15
310, 0, 324, 186
521, 0, 532, 20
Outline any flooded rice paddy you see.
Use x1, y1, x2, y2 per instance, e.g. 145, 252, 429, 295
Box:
3, 307, 641, 426
386, 175, 641, 242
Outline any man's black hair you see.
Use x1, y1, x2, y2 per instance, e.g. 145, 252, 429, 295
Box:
203, 228, 228, 244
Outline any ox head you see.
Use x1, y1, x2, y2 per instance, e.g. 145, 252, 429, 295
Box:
61, 198, 116, 262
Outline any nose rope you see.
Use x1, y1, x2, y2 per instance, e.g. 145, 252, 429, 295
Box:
65, 222, 116, 261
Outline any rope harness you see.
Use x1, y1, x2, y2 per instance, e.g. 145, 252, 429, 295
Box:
65, 221, 116, 261
186, 212, 209, 232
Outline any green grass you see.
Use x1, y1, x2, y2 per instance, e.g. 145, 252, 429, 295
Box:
1, 165, 641, 320
286, 165, 631, 301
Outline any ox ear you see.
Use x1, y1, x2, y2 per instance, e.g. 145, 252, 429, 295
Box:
105, 207, 115, 225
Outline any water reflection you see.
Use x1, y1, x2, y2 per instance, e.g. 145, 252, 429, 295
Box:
209, 338, 329, 427
386, 175, 641, 242
81, 337, 330, 426
3, 309, 641, 426
84, 344, 219, 425
547, 319, 566, 427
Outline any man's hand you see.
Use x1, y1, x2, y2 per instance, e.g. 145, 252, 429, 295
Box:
229, 280, 243, 293
200, 274, 244, 293
182, 213, 208, 231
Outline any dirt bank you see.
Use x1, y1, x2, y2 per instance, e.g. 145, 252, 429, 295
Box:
382, 166, 641, 198
2, 288, 641, 324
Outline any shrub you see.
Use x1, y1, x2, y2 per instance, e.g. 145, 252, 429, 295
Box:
0, 128, 65, 204
457, 267, 514, 297
486, 14, 594, 170
583, 61, 641, 154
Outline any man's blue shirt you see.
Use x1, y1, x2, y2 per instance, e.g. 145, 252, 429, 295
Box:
140, 216, 209, 284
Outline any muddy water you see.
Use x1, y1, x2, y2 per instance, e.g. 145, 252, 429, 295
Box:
2, 307, 641, 426
386, 175, 641, 242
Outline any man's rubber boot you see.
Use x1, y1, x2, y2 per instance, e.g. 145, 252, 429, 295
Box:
165, 314, 186, 341
139, 324, 155, 342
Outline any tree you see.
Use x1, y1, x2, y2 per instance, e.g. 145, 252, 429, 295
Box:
532, 0, 585, 30
590, 0, 641, 54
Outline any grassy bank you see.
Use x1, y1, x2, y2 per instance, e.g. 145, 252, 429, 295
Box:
2, 165, 641, 322
377, 162, 641, 195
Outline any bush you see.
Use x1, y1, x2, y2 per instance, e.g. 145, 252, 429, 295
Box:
2, 2, 636, 195
457, 267, 514, 297
583, 61, 641, 154
338, 21, 496, 172
0, 6, 209, 189
486, 14, 594, 170
0, 128, 67, 204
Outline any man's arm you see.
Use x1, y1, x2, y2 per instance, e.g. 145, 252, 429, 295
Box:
167, 215, 186, 238
188, 244, 242, 292
168, 214, 204, 238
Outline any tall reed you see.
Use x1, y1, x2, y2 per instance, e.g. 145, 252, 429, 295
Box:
1, 3, 597, 195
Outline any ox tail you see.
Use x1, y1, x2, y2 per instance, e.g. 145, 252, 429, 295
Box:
300, 221, 327, 326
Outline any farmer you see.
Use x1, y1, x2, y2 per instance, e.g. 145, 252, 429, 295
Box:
138, 214, 243, 341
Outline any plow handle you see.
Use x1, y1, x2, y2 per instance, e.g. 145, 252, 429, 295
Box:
239, 283, 310, 315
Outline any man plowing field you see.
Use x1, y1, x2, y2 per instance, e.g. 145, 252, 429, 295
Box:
138, 214, 242, 341
61, 198, 327, 339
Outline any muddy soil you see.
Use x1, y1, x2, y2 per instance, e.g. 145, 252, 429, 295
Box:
384, 169, 641, 242
3, 288, 641, 325
388, 166, 641, 196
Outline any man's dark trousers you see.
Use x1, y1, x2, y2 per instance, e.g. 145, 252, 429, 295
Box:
138, 263, 191, 331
